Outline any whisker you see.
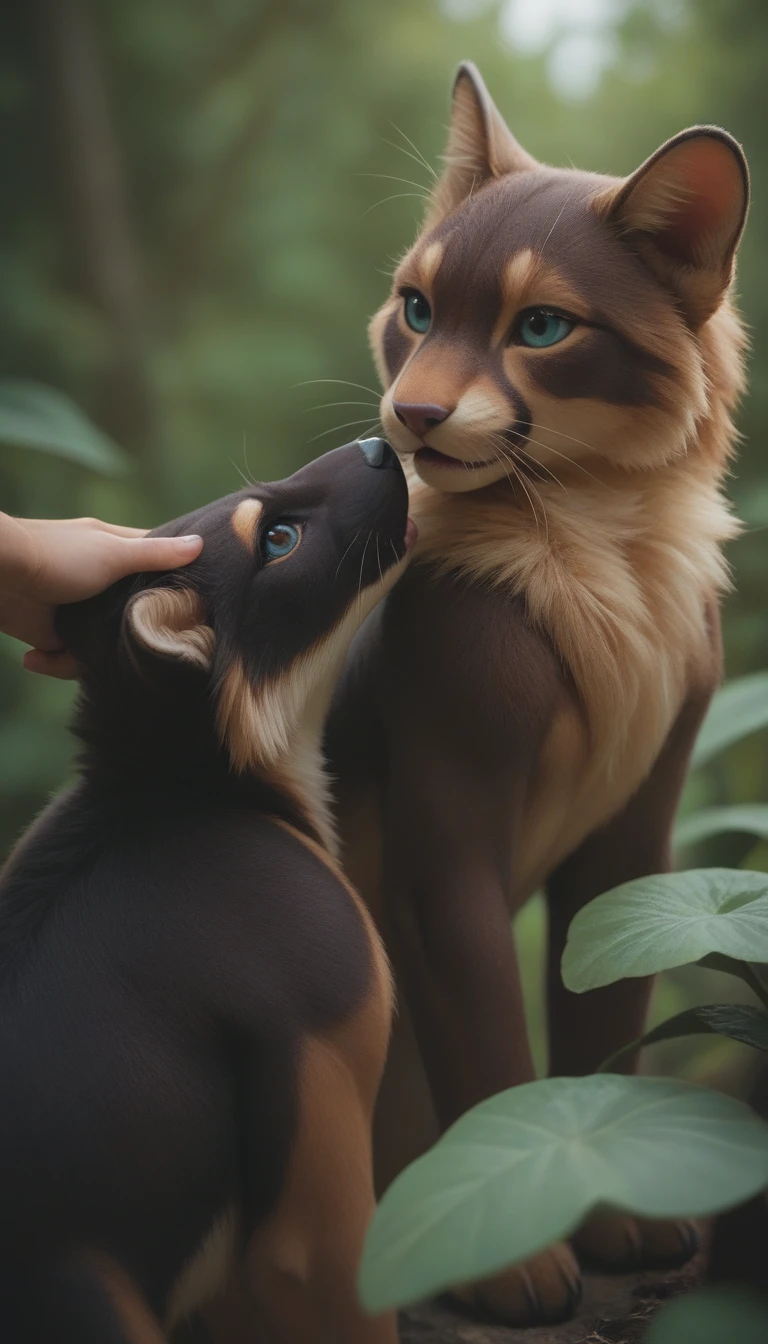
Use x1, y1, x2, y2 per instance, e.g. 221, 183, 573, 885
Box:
513, 459, 551, 542
357, 530, 373, 614
229, 458, 253, 489
241, 432, 256, 486
294, 377, 382, 398
307, 416, 382, 444
488, 431, 566, 493
358, 172, 432, 192
525, 435, 609, 487
361, 192, 427, 217
510, 455, 549, 541
487, 437, 549, 540
525, 419, 608, 455
539, 189, 576, 259
304, 400, 379, 413
375, 534, 383, 584
335, 527, 363, 582
501, 422, 610, 486
388, 122, 438, 180
489, 442, 544, 536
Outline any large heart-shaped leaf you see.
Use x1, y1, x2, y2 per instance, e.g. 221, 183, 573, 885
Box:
561, 869, 768, 994
692, 673, 768, 768
0, 379, 127, 474
644, 1286, 768, 1344
359, 1076, 768, 1314
599, 1003, 768, 1072
675, 805, 768, 849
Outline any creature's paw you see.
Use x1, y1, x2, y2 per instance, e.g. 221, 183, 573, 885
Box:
450, 1241, 582, 1326
572, 1213, 699, 1271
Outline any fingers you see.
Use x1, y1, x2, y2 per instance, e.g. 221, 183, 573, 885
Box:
23, 647, 80, 680
105, 533, 203, 583
20, 518, 148, 539
90, 522, 149, 539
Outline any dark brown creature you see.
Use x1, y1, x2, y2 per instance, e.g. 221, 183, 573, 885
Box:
0, 439, 412, 1343
326, 64, 749, 1325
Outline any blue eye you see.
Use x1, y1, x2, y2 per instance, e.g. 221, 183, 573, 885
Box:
403, 290, 431, 334
518, 309, 574, 348
263, 522, 301, 561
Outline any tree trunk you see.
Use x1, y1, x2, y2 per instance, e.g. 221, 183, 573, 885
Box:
27, 0, 155, 457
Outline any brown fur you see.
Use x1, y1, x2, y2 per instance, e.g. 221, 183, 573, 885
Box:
327, 62, 749, 1326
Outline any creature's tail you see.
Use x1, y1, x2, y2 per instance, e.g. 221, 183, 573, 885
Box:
0, 1251, 166, 1343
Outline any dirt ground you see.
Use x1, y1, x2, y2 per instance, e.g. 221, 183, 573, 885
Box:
398, 1249, 706, 1344
176, 1244, 706, 1343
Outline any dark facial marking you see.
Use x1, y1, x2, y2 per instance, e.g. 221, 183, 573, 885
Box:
490, 349, 532, 445
414, 171, 684, 386
383, 309, 412, 380
527, 327, 671, 407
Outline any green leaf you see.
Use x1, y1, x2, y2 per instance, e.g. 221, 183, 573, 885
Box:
675, 804, 768, 849
644, 1287, 768, 1344
0, 379, 128, 474
561, 869, 768, 994
692, 673, 768, 768
359, 1076, 768, 1314
599, 1002, 768, 1071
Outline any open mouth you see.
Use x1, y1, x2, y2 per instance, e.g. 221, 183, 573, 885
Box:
415, 446, 496, 471
404, 517, 418, 550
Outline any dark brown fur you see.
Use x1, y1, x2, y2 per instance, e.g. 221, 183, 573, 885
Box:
327, 63, 748, 1325
0, 440, 408, 1343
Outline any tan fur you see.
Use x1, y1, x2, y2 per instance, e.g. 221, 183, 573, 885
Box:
593, 133, 749, 326
424, 62, 537, 229
201, 824, 395, 1343
127, 588, 215, 671
409, 446, 736, 796
166, 1208, 238, 1329
272, 816, 395, 1054
493, 253, 584, 343
231, 497, 263, 550
371, 76, 747, 854
384, 240, 710, 477
417, 241, 445, 290
235, 1034, 397, 1343
89, 1254, 167, 1343
393, 293, 744, 879
216, 550, 412, 855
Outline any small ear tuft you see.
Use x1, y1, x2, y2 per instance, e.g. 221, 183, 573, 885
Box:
425, 61, 538, 227
594, 128, 749, 326
126, 587, 214, 671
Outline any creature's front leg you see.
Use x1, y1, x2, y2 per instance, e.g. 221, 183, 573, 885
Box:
546, 685, 717, 1274
381, 747, 581, 1326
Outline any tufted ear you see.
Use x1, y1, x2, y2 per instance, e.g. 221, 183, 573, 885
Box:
425, 61, 538, 228
125, 587, 214, 671
594, 128, 749, 327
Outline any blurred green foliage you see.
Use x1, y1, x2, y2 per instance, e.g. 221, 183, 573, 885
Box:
1, 1, 767, 1090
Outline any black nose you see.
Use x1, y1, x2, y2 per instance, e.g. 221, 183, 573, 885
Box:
358, 437, 396, 468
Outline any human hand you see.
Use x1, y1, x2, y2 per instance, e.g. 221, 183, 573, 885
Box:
0, 514, 203, 678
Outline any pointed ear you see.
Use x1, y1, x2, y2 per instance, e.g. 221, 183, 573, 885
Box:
594, 128, 749, 327
125, 587, 214, 671
425, 61, 538, 227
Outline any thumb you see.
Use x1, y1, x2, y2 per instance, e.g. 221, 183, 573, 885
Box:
110, 533, 203, 580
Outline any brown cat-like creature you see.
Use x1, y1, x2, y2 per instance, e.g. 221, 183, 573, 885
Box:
327, 64, 749, 1325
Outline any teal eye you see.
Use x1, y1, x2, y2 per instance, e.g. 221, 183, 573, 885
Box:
263, 522, 301, 561
403, 290, 431, 334
518, 309, 574, 348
